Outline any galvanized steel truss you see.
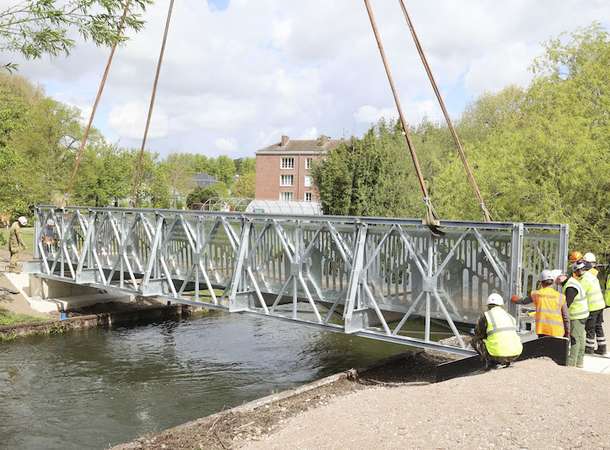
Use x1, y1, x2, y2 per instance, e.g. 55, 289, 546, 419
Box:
31, 206, 569, 356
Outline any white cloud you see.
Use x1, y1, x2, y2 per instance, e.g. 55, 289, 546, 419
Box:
298, 127, 319, 139
354, 105, 397, 124
108, 102, 169, 140
5, 0, 609, 158
215, 137, 238, 152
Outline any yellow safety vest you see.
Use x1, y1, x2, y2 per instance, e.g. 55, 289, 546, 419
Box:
604, 273, 610, 306
484, 307, 523, 358
579, 271, 605, 312
563, 277, 589, 320
531, 286, 565, 337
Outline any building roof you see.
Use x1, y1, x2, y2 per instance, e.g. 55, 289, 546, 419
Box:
256, 135, 342, 155
193, 172, 217, 187
246, 200, 323, 216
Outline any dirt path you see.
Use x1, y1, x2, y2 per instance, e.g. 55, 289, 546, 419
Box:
241, 358, 610, 450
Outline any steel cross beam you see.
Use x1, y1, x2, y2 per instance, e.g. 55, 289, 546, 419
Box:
29, 206, 569, 357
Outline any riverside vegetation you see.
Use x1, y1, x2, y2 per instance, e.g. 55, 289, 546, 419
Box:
313, 25, 610, 258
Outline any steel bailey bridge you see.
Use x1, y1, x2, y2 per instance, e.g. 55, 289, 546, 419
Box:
28, 206, 569, 356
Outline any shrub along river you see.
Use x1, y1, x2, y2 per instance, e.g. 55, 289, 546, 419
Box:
0, 311, 441, 449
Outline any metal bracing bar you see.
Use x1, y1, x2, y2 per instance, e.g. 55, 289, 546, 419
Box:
327, 222, 353, 265
297, 274, 322, 323
228, 220, 251, 304
271, 276, 293, 312
392, 291, 424, 335
272, 221, 295, 265
396, 226, 428, 275
432, 290, 465, 348
362, 282, 391, 335
472, 229, 508, 283
434, 230, 471, 277
76, 214, 96, 274
344, 224, 367, 321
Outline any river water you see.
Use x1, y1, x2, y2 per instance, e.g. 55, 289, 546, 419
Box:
0, 311, 424, 449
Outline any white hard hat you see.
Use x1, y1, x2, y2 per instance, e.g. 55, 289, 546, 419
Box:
17, 216, 27, 226
540, 270, 555, 282
550, 269, 562, 280
583, 252, 596, 263
486, 293, 504, 306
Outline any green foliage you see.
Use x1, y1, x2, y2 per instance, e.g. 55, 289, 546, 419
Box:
1, 0, 151, 68
186, 183, 229, 208
315, 24, 610, 258
435, 25, 610, 257
233, 172, 255, 199
313, 120, 447, 217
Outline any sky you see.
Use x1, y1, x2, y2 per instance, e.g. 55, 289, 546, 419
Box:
3, 0, 610, 159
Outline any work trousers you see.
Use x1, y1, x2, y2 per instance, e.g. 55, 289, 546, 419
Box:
585, 309, 606, 353
8, 249, 19, 272
471, 336, 518, 367
567, 319, 586, 368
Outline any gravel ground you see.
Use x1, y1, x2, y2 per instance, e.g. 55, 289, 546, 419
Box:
242, 358, 610, 450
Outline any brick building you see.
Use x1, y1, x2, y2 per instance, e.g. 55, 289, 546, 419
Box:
254, 135, 340, 202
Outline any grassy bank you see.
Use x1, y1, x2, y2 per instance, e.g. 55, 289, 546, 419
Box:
0, 227, 35, 253
0, 308, 49, 327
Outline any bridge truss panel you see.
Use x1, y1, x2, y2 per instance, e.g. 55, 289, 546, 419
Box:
32, 206, 568, 357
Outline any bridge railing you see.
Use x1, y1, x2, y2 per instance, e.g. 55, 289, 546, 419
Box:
32, 206, 568, 356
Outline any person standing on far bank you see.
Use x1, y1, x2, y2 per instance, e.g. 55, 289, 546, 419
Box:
8, 216, 27, 273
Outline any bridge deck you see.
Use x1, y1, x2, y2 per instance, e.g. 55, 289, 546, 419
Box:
28, 206, 569, 356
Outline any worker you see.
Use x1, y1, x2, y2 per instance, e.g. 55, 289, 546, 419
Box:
583, 252, 599, 278
511, 270, 569, 338
556, 266, 589, 368
472, 293, 523, 369
8, 216, 27, 273
576, 259, 606, 355
569, 250, 583, 265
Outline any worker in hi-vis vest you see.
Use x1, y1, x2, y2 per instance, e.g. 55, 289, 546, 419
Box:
511, 270, 570, 338
556, 267, 590, 368
576, 258, 607, 355
583, 252, 599, 278
472, 293, 523, 369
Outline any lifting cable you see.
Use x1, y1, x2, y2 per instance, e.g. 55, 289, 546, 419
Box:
131, 0, 175, 206
363, 0, 442, 235
397, 0, 492, 223
64, 0, 132, 204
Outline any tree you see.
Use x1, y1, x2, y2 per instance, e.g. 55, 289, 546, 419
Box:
159, 153, 197, 207
213, 155, 236, 185
233, 172, 255, 198
1, 0, 151, 70
186, 183, 229, 208
312, 120, 444, 217
434, 24, 610, 256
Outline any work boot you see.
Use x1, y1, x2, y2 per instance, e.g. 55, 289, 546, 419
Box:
585, 347, 595, 354
594, 345, 607, 356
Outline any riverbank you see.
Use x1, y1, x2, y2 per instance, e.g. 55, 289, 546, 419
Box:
114, 351, 450, 450
0, 298, 194, 341
117, 356, 610, 450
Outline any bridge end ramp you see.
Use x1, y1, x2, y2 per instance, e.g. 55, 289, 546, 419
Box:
435, 336, 569, 382
4, 269, 134, 313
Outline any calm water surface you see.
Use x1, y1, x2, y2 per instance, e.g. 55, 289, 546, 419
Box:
0, 311, 409, 449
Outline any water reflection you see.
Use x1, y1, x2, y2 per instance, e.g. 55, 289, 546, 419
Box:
1, 311, 411, 450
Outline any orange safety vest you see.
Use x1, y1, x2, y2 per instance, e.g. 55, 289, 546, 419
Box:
530, 286, 565, 337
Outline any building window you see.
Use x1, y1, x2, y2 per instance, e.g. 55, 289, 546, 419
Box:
280, 192, 294, 201
304, 192, 312, 202
280, 175, 294, 186
305, 158, 313, 170
304, 176, 312, 188
281, 157, 295, 169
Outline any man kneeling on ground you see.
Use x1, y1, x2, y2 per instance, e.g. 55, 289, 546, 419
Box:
472, 293, 523, 369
